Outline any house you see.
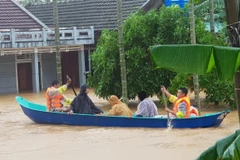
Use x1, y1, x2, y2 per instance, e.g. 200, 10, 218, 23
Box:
0, 0, 94, 94
0, 0, 164, 94
25, 0, 164, 84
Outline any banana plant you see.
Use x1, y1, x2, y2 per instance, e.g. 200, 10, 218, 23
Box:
196, 130, 240, 160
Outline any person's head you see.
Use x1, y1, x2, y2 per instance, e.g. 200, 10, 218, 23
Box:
80, 83, 90, 95
109, 95, 121, 106
137, 91, 147, 102
177, 87, 188, 98
52, 80, 60, 88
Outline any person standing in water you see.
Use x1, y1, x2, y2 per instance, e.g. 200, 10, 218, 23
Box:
68, 84, 103, 114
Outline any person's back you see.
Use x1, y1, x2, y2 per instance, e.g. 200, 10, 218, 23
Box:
108, 95, 132, 117
69, 84, 103, 114
135, 91, 158, 117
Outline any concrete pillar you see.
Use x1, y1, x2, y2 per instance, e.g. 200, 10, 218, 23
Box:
88, 46, 91, 73
73, 26, 77, 44
78, 47, 86, 86
42, 28, 47, 46
32, 52, 40, 93
10, 29, 16, 48
90, 26, 94, 43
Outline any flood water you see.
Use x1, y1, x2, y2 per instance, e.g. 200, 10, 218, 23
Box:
0, 90, 239, 160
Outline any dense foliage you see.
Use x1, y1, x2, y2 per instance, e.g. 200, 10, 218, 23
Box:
168, 71, 236, 108
89, 7, 182, 99
88, 6, 231, 101
194, 0, 225, 23
199, 70, 236, 107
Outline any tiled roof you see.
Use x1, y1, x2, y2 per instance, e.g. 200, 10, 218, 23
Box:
26, 0, 160, 31
0, 0, 47, 30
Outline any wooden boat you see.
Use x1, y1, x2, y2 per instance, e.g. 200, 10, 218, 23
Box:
16, 96, 230, 128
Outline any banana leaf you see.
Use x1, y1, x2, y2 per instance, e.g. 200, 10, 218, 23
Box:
196, 130, 240, 160
150, 44, 240, 81
214, 46, 240, 81
151, 44, 214, 74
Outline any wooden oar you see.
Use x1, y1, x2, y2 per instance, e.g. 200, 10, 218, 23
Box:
162, 89, 171, 127
66, 75, 77, 96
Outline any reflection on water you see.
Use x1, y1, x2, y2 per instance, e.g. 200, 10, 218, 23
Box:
0, 90, 239, 160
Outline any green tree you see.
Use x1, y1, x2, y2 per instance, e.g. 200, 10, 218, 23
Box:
194, 0, 225, 23
168, 70, 235, 108
117, 0, 128, 103
167, 18, 233, 108
88, 30, 122, 99
199, 70, 235, 107
88, 9, 179, 99
88, 6, 226, 100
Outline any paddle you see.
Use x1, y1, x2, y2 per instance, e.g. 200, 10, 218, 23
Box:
66, 75, 77, 96
161, 87, 171, 127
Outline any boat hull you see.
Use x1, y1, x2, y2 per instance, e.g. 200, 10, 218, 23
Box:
16, 96, 229, 128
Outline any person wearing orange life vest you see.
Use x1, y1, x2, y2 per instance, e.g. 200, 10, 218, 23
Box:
46, 78, 73, 112
161, 86, 199, 118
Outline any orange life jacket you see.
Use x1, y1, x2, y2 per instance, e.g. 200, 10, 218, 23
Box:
190, 106, 199, 116
173, 97, 191, 118
46, 87, 63, 110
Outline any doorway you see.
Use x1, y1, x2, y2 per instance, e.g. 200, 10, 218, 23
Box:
17, 63, 32, 92
17, 62, 41, 92
61, 51, 79, 88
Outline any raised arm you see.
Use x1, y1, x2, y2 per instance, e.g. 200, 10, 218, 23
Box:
58, 77, 72, 93
161, 86, 178, 103
161, 86, 172, 98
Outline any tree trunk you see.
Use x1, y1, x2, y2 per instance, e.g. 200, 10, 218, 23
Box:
209, 0, 215, 33
53, 0, 62, 82
189, 0, 201, 115
117, 0, 128, 103
235, 70, 240, 127
224, 0, 239, 47
224, 0, 240, 127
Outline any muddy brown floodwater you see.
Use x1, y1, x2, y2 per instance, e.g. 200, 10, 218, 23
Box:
0, 90, 239, 160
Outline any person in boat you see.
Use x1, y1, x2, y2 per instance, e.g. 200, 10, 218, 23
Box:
135, 91, 158, 117
189, 106, 199, 117
46, 78, 73, 112
108, 95, 133, 117
161, 86, 199, 118
68, 83, 103, 114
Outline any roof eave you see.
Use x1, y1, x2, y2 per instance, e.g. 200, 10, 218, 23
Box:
140, 0, 164, 12
11, 0, 48, 29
